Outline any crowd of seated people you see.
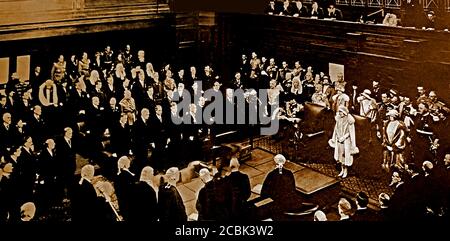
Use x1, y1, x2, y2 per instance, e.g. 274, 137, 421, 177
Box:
234, 50, 450, 218
0, 39, 449, 221
265, 0, 343, 20
264, 0, 448, 30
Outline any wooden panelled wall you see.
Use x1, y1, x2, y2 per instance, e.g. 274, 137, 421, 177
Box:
215, 13, 450, 103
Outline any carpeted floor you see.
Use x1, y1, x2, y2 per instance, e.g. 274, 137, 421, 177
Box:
253, 136, 395, 206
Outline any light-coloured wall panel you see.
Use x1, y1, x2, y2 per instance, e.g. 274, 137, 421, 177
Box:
0, 57, 9, 84
17, 55, 30, 81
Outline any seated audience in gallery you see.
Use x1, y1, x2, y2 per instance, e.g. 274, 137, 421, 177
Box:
309, 1, 324, 19
325, 4, 343, 20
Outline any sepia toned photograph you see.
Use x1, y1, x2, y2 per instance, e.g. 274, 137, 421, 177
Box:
0, 0, 449, 230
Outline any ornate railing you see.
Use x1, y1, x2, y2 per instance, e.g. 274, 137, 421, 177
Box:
336, 0, 450, 11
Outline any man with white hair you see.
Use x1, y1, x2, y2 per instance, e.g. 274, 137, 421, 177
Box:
158, 167, 187, 222
72, 164, 99, 222
375, 193, 391, 221
114, 156, 135, 221
227, 157, 251, 220
338, 198, 352, 221
196, 168, 215, 221
261, 154, 299, 206
37, 138, 60, 217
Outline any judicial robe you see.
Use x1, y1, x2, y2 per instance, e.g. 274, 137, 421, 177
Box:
158, 184, 187, 222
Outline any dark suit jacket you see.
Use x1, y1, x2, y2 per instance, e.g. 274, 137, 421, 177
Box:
110, 122, 131, 156
56, 137, 76, 185
158, 184, 187, 222
37, 148, 59, 184
262, 168, 296, 201
0, 124, 21, 154
352, 208, 378, 221
114, 171, 136, 221
227, 171, 251, 219
310, 7, 324, 19
129, 181, 158, 222
72, 181, 100, 222
16, 148, 38, 203
196, 181, 217, 221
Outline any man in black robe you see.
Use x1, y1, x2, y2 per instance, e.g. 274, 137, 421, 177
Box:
129, 166, 158, 222
158, 167, 187, 222
226, 158, 251, 220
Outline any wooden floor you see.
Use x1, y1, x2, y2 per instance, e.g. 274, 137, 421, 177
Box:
173, 148, 343, 221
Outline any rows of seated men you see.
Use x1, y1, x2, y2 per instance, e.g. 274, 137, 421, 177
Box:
1, 41, 449, 221
265, 0, 344, 20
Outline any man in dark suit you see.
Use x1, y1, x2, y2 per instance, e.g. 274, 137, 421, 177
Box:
0, 95, 11, 116
183, 103, 205, 162
85, 96, 106, 159
16, 137, 38, 205
72, 164, 100, 222
114, 156, 136, 221
131, 69, 148, 111
133, 108, 152, 171
104, 97, 121, 130
227, 157, 251, 220
310, 1, 324, 19
158, 167, 187, 222
196, 168, 217, 221
25, 105, 46, 151
110, 113, 132, 157
36, 138, 60, 218
187, 66, 199, 88
0, 112, 21, 155
68, 80, 89, 118
229, 72, 246, 90
150, 105, 170, 171
292, 0, 308, 17
388, 171, 409, 220
57, 127, 77, 197
326, 4, 343, 20
167, 102, 186, 167
265, 0, 281, 15
375, 193, 392, 221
